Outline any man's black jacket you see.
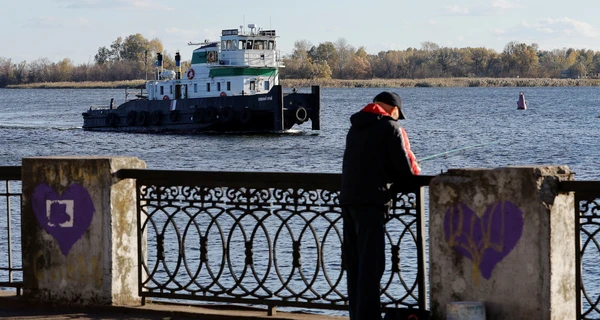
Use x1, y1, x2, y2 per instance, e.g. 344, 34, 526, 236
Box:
340, 103, 420, 207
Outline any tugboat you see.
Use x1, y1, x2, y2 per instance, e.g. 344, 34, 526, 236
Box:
82, 24, 320, 133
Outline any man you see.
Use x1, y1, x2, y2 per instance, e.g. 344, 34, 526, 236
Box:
340, 91, 421, 320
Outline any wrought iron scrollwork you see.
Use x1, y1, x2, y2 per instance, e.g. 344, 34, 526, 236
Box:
578, 198, 600, 319
133, 171, 428, 312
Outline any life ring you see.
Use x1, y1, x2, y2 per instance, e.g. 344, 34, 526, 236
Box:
126, 111, 137, 125
187, 68, 195, 80
207, 51, 216, 63
163, 95, 169, 100
295, 107, 308, 124
220, 91, 227, 97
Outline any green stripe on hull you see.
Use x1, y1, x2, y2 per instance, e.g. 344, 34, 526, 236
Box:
209, 68, 277, 77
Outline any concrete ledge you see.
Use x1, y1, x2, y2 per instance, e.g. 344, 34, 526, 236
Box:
0, 291, 346, 320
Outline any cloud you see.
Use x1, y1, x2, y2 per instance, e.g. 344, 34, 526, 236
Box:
491, 17, 600, 50
515, 17, 600, 39
444, 1, 522, 16
444, 5, 470, 15
56, 0, 173, 11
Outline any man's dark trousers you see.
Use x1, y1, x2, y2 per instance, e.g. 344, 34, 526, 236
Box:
342, 205, 387, 320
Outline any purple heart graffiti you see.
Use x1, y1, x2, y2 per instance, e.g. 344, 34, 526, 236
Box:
444, 201, 524, 280
31, 183, 95, 256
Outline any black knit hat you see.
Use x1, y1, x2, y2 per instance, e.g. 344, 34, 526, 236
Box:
373, 91, 406, 120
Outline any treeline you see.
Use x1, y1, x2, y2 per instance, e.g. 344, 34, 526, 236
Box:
0, 34, 188, 88
1, 33, 599, 88
280, 39, 600, 80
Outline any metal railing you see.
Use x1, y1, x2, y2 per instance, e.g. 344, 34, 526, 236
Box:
560, 180, 600, 320
0, 166, 23, 294
116, 169, 433, 314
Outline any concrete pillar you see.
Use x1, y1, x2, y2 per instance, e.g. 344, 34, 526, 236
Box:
20, 156, 145, 306
429, 166, 575, 320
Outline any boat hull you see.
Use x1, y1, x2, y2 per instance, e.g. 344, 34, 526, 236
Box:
82, 85, 320, 133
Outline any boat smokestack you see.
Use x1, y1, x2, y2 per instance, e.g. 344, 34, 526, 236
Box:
175, 51, 181, 80
157, 53, 163, 80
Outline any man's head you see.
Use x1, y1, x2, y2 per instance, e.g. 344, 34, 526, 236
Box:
373, 91, 406, 121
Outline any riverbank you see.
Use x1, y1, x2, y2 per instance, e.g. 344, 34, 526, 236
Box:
5, 77, 600, 89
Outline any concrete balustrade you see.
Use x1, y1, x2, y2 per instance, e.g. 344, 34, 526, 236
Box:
15, 159, 580, 318
429, 166, 575, 320
20, 156, 145, 306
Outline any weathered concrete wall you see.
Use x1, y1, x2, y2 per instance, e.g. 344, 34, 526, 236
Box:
428, 166, 575, 320
21, 156, 145, 306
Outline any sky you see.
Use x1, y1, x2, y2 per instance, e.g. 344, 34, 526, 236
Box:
2, 0, 600, 65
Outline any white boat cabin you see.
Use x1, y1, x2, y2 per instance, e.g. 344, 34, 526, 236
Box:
146, 24, 283, 101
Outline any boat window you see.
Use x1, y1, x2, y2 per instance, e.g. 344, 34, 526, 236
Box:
238, 40, 246, 50
206, 83, 210, 92
217, 82, 221, 91
232, 40, 237, 50
225, 40, 231, 50
268, 41, 275, 50
247, 40, 253, 50
227, 81, 231, 91
170, 85, 173, 94
221, 40, 226, 50
250, 81, 255, 91
264, 80, 269, 90
256, 41, 264, 50
194, 83, 197, 93
160, 86, 164, 95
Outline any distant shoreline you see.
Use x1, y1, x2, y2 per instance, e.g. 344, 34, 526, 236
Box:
5, 77, 600, 89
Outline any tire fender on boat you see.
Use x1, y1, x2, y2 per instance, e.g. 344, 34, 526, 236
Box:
239, 108, 252, 125
126, 111, 137, 125
150, 111, 162, 125
137, 111, 150, 126
163, 95, 169, 100
220, 91, 227, 97
193, 108, 205, 123
204, 107, 217, 123
219, 107, 234, 122
187, 69, 195, 80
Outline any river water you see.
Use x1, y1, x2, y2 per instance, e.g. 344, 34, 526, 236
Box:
1, 87, 600, 315
1, 87, 600, 178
